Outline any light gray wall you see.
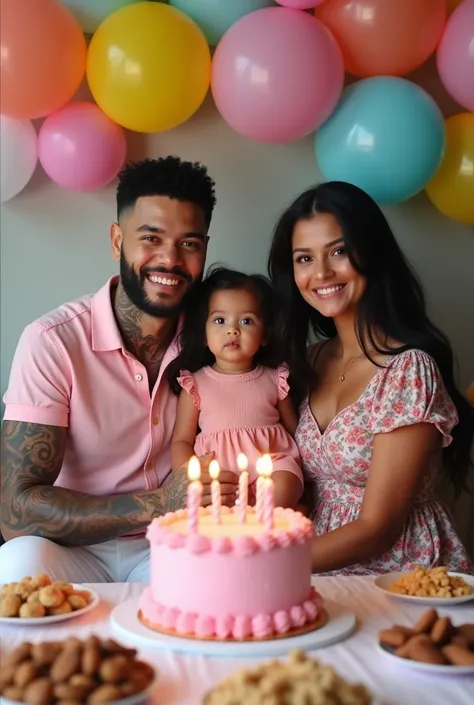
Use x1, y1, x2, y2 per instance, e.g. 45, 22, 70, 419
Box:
1, 58, 473, 553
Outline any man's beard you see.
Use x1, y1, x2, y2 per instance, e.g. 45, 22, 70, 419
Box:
119, 250, 197, 318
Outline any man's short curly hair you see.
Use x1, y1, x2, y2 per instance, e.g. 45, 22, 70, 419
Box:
116, 156, 216, 226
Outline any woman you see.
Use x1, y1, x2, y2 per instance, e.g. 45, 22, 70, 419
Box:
268, 181, 473, 575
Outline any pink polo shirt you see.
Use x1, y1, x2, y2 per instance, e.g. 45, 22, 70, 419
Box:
3, 277, 179, 497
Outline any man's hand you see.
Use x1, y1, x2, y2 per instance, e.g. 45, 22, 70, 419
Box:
175, 453, 238, 508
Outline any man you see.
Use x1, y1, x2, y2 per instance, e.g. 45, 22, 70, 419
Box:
0, 157, 237, 582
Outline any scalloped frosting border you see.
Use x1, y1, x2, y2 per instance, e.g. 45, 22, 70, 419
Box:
139, 586, 323, 640
146, 505, 313, 555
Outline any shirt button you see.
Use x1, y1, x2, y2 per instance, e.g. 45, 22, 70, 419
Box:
135, 374, 143, 381
152, 417, 159, 425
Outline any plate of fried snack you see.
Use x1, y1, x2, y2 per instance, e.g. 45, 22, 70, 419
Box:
378, 608, 474, 674
0, 635, 156, 705
203, 648, 379, 705
374, 566, 474, 605
0, 574, 99, 624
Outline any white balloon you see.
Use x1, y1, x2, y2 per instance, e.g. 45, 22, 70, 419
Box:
0, 115, 38, 203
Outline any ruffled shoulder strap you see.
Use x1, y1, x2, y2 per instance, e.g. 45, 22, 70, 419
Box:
276, 364, 290, 401
177, 370, 200, 409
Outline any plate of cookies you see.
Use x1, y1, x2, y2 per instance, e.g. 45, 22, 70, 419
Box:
374, 566, 474, 605
0, 574, 99, 625
0, 635, 156, 705
377, 608, 474, 674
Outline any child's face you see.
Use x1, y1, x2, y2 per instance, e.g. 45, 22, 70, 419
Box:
205, 288, 265, 371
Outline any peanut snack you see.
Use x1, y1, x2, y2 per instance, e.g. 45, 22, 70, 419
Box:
379, 609, 474, 666
0, 636, 155, 704
0, 574, 93, 619
204, 649, 372, 705
389, 565, 471, 598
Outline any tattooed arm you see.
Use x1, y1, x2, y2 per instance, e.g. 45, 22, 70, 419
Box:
0, 421, 188, 546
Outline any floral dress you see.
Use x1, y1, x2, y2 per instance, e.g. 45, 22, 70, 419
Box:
295, 347, 473, 575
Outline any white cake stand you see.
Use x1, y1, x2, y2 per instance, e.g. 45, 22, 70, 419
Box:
110, 598, 356, 657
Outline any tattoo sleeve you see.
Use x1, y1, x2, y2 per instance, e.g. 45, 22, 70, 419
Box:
0, 421, 188, 546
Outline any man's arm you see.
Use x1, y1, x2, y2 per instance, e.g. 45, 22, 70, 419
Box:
0, 421, 188, 547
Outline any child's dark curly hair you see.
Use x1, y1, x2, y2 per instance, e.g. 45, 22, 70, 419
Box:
167, 266, 284, 396
116, 156, 216, 226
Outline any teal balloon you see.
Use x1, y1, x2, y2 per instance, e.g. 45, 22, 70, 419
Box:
170, 0, 275, 46
61, 1, 143, 34
315, 77, 446, 205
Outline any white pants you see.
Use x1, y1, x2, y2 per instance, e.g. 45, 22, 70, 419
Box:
0, 536, 150, 583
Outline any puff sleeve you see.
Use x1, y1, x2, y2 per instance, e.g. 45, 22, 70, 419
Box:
370, 350, 458, 447
177, 370, 201, 410
276, 365, 290, 401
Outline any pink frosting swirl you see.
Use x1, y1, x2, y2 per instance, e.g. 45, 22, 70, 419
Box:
273, 610, 291, 634
233, 536, 257, 557
310, 588, 324, 611
176, 611, 196, 634
290, 604, 307, 628
165, 531, 186, 549
303, 599, 318, 622
274, 530, 293, 548
258, 533, 278, 552
215, 615, 233, 639
186, 534, 211, 554
195, 615, 215, 637
213, 536, 233, 554
146, 522, 166, 544
162, 607, 179, 629
252, 613, 273, 638
232, 615, 252, 640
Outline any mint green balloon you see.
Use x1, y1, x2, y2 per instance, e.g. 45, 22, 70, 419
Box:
61, 1, 143, 34
170, 0, 275, 46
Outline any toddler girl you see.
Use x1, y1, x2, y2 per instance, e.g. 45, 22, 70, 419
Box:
168, 267, 303, 508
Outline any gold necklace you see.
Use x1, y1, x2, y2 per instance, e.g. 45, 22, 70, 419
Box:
338, 351, 365, 382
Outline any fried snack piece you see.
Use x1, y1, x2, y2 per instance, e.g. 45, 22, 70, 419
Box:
389, 565, 471, 598
204, 649, 371, 705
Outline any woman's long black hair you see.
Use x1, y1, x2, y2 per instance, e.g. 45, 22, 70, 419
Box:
268, 180, 473, 492
167, 266, 284, 397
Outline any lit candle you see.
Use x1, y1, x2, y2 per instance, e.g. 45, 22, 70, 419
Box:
209, 459, 221, 525
255, 455, 271, 523
237, 453, 249, 524
262, 456, 274, 531
187, 456, 202, 533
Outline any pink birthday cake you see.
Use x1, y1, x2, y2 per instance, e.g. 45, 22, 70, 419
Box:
139, 505, 324, 641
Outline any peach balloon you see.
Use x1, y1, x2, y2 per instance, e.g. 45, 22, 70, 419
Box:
0, 0, 87, 119
315, 0, 446, 78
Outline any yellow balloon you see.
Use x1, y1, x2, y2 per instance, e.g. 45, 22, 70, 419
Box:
447, 0, 463, 15
426, 113, 474, 225
86, 2, 211, 133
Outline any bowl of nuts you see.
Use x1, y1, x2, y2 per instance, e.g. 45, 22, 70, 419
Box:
0, 636, 156, 705
374, 566, 474, 605
203, 649, 376, 705
0, 575, 99, 624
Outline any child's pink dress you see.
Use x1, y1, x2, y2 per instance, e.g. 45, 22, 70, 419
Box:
295, 347, 473, 575
178, 365, 303, 485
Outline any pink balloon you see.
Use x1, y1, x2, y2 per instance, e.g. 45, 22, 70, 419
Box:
437, 0, 474, 111
276, 1, 326, 8
38, 102, 127, 190
211, 7, 344, 143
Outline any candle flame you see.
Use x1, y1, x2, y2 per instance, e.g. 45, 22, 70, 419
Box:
188, 455, 201, 482
256, 453, 273, 477
237, 453, 248, 472
209, 459, 220, 480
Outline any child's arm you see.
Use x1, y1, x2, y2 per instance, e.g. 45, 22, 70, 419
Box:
277, 396, 299, 437
272, 471, 304, 509
171, 391, 200, 471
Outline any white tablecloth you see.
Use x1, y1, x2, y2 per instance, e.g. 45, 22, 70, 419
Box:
1, 577, 473, 704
